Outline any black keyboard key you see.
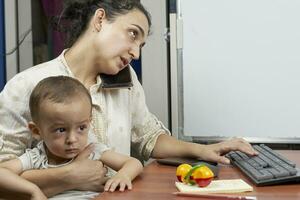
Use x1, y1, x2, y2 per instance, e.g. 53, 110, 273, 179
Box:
252, 156, 268, 168
236, 151, 250, 160
268, 166, 290, 178
261, 144, 296, 167
227, 152, 243, 161
239, 160, 274, 180
248, 159, 262, 169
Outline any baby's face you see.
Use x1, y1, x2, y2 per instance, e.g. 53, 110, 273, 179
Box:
37, 96, 91, 164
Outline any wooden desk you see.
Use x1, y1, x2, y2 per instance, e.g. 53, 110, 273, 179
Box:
94, 150, 300, 200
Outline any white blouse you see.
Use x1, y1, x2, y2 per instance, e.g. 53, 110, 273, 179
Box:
0, 50, 170, 162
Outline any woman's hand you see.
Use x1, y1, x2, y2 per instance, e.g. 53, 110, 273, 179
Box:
31, 186, 47, 200
196, 138, 258, 164
104, 173, 132, 192
67, 144, 109, 192
21, 144, 108, 197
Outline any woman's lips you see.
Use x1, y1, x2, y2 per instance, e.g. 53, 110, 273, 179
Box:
121, 57, 129, 67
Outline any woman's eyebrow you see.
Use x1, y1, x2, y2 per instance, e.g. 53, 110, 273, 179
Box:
132, 24, 145, 37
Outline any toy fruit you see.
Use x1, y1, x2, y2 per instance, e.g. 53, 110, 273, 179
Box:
176, 164, 214, 187
176, 164, 192, 183
192, 165, 214, 187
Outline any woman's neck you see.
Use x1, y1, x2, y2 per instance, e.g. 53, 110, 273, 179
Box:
64, 45, 98, 89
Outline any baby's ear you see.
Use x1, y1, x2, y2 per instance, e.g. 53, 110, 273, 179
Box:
28, 122, 41, 140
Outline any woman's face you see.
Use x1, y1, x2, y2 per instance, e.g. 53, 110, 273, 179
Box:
93, 9, 149, 75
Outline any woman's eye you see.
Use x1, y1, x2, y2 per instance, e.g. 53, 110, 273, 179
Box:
129, 30, 138, 40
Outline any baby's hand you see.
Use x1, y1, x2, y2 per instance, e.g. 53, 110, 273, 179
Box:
104, 174, 132, 192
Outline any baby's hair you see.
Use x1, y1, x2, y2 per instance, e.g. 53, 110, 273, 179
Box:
52, 0, 152, 48
29, 76, 92, 123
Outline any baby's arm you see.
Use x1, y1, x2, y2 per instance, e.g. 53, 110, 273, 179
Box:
100, 150, 143, 192
0, 159, 47, 200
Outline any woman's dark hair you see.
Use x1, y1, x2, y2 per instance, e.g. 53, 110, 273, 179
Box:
53, 0, 152, 48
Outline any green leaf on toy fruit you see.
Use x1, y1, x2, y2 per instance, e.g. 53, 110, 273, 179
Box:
183, 164, 205, 185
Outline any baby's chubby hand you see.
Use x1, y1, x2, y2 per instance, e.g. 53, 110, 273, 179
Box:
104, 173, 132, 192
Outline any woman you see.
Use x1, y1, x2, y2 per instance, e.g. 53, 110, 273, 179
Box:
0, 0, 257, 197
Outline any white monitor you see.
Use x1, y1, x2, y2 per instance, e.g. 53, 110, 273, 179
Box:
173, 0, 300, 143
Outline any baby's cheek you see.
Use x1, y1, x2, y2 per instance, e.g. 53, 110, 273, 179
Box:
80, 136, 89, 148
48, 142, 65, 154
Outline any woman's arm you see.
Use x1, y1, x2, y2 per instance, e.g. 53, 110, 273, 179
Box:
0, 73, 35, 162
21, 144, 108, 197
0, 159, 47, 200
100, 150, 143, 192
0, 168, 47, 200
151, 133, 258, 164
129, 68, 257, 163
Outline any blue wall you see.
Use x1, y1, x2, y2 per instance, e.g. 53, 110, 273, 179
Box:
0, 0, 6, 91
131, 58, 142, 82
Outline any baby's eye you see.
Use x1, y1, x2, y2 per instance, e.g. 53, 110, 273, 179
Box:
79, 125, 87, 131
55, 128, 66, 134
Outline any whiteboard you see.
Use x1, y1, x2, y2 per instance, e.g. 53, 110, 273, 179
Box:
181, 0, 300, 141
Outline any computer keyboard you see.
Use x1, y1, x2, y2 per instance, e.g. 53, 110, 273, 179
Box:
226, 144, 300, 186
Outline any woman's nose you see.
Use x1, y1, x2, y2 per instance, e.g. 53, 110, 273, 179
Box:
129, 44, 140, 60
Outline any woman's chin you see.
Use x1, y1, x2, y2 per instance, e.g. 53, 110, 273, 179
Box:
108, 68, 122, 75
111, 70, 120, 75
101, 66, 123, 75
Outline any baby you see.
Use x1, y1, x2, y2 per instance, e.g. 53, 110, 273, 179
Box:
0, 76, 143, 200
